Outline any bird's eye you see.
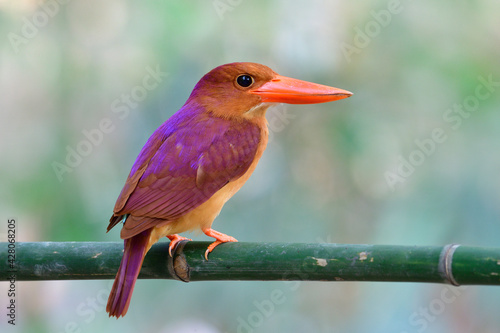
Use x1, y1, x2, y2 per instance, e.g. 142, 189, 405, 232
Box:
236, 74, 254, 88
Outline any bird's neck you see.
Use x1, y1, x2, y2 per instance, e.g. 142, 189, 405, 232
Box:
184, 97, 272, 124
242, 102, 272, 121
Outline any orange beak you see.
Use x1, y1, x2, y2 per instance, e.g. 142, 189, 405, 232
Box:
250, 74, 352, 104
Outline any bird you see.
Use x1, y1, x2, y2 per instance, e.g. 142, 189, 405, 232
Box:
106, 62, 352, 317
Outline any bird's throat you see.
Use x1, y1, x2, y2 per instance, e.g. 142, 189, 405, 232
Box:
242, 102, 273, 120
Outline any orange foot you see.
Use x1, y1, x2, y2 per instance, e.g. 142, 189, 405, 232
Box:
202, 228, 238, 260
167, 234, 192, 256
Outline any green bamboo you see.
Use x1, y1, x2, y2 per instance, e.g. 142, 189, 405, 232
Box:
0, 242, 499, 285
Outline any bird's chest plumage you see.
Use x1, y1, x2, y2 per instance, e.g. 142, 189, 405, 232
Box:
149, 115, 269, 241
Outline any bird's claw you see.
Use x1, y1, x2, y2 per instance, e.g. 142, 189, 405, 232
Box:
202, 228, 238, 260
167, 234, 192, 256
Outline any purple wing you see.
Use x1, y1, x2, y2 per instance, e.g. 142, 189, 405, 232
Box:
108, 105, 261, 238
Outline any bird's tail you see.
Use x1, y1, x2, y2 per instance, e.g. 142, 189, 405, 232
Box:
107, 229, 152, 318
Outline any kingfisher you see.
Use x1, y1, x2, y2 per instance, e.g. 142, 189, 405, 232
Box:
106, 62, 352, 317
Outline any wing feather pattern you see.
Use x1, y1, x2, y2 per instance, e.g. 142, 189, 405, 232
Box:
108, 106, 261, 238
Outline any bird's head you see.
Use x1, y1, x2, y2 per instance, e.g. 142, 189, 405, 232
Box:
187, 62, 352, 120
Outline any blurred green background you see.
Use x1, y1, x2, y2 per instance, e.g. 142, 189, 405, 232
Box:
1, 0, 500, 332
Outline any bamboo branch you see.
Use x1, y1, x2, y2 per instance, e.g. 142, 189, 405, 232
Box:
1, 242, 499, 285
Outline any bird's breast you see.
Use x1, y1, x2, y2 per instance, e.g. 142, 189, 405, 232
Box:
151, 117, 269, 240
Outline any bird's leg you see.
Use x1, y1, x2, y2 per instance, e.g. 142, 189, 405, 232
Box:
166, 234, 192, 256
202, 228, 238, 260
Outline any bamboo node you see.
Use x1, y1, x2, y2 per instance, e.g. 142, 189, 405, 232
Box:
439, 243, 461, 286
